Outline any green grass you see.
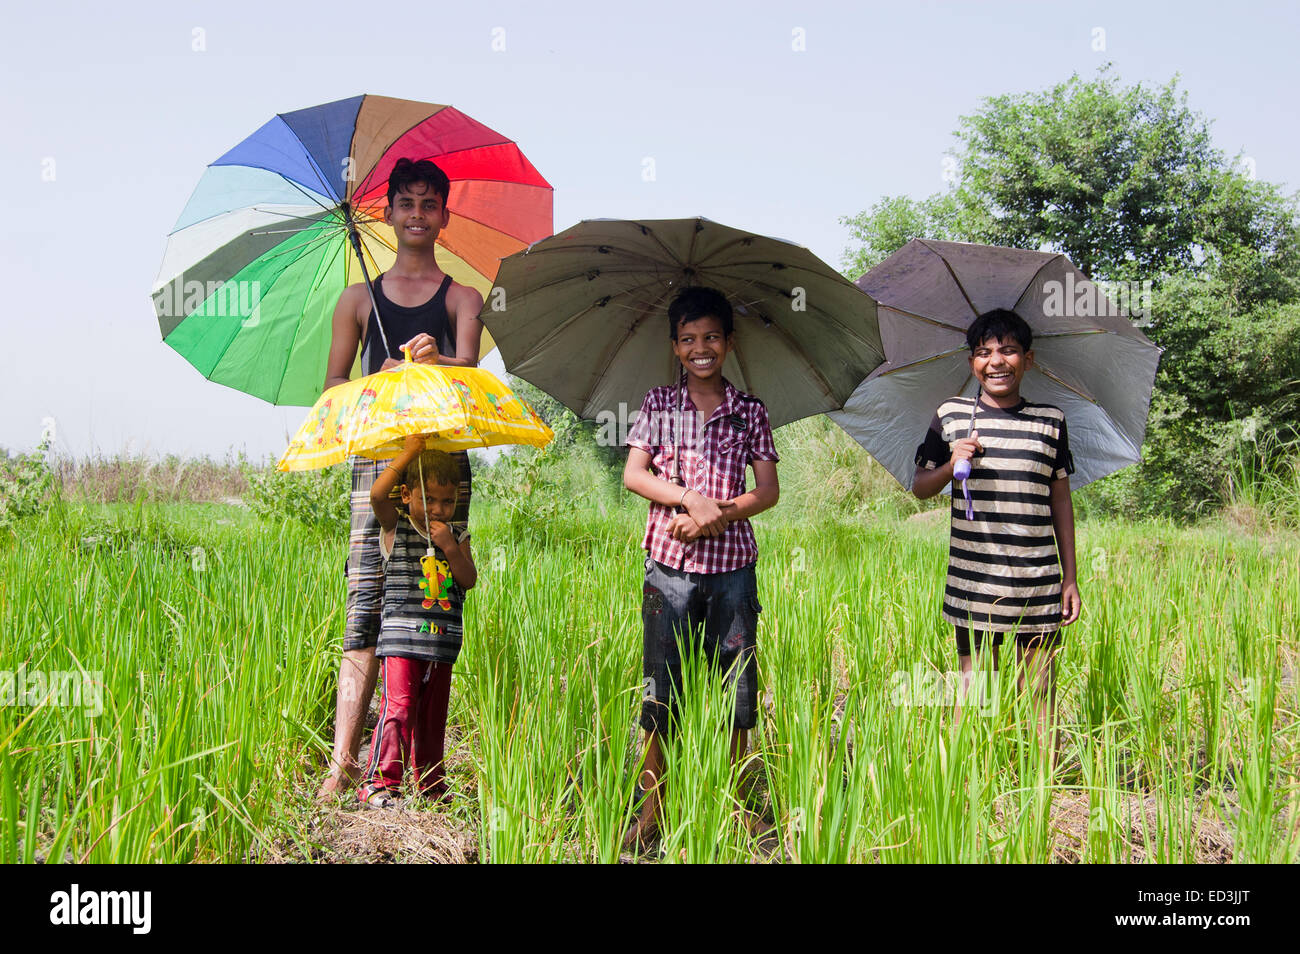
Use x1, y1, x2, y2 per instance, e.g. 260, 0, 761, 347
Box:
1, 499, 1296, 863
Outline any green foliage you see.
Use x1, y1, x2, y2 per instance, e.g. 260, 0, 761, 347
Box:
240, 458, 350, 533
840, 192, 966, 279
474, 376, 627, 541
0, 441, 57, 534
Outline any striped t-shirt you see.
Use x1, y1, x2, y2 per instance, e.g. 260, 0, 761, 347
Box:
376, 517, 471, 662
915, 397, 1074, 634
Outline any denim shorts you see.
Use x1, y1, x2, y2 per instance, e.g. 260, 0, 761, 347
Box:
640, 557, 761, 733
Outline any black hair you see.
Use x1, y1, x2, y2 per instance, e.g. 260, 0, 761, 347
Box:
667, 285, 734, 340
386, 157, 451, 208
966, 308, 1033, 352
392, 449, 460, 516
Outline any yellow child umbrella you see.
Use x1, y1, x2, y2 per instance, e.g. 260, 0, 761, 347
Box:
277, 351, 553, 471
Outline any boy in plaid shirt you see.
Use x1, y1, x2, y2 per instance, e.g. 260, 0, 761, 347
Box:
621, 286, 780, 850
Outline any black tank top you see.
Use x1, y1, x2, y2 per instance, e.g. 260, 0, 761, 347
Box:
361, 273, 457, 375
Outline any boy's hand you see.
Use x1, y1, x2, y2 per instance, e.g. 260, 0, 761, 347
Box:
683, 491, 731, 536
426, 521, 454, 549
950, 429, 983, 468
1060, 580, 1081, 625
402, 333, 441, 365
666, 513, 703, 542
403, 434, 426, 455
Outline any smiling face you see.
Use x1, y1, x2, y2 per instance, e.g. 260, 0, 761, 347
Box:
384, 181, 449, 248
969, 334, 1034, 403
401, 478, 458, 530
671, 313, 732, 384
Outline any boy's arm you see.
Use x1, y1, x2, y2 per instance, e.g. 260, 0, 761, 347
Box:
434, 533, 477, 591
722, 460, 779, 521
324, 285, 369, 391
369, 435, 425, 532
913, 430, 983, 499
1049, 476, 1081, 625
623, 449, 731, 535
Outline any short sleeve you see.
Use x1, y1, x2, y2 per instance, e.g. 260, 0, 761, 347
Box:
914, 414, 948, 470
1054, 417, 1075, 480
747, 400, 779, 463
624, 389, 659, 453
378, 526, 395, 560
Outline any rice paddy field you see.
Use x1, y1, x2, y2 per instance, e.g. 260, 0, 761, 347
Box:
1, 496, 1296, 864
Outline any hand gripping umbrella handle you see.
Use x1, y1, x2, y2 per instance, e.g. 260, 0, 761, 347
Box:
952, 458, 973, 520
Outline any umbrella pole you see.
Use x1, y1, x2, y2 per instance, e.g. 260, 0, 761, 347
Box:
343, 204, 393, 360
417, 454, 431, 554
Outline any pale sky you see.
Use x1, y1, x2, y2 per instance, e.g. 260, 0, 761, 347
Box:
4, 0, 1297, 461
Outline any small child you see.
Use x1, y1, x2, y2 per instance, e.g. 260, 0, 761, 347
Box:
911, 309, 1081, 739
357, 435, 477, 806
621, 285, 780, 850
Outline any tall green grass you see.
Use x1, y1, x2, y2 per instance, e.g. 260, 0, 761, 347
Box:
1, 500, 1295, 863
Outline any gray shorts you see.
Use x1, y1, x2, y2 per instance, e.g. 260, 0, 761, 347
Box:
640, 557, 761, 733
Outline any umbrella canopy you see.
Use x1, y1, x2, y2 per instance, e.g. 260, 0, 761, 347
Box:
829, 239, 1161, 488
480, 217, 884, 429
278, 358, 553, 471
153, 94, 553, 406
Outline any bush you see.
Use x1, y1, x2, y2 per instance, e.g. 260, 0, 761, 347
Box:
241, 459, 350, 533
0, 441, 57, 533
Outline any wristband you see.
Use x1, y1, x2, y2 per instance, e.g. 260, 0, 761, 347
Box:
680, 487, 692, 507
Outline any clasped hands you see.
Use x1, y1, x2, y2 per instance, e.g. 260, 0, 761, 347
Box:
667, 489, 736, 542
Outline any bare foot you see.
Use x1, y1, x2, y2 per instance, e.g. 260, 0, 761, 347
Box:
621, 785, 661, 854
621, 812, 660, 854
317, 763, 361, 800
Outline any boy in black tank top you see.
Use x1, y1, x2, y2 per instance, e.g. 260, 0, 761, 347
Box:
319, 158, 486, 798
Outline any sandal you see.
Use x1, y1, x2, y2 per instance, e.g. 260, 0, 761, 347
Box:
357, 782, 402, 808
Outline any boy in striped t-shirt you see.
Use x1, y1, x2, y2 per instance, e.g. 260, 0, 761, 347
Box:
912, 309, 1081, 739
357, 436, 477, 807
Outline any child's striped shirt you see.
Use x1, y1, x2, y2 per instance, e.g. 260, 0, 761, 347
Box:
915, 397, 1074, 634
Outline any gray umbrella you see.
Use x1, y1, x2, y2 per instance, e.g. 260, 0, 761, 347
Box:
480, 217, 884, 429
829, 239, 1161, 489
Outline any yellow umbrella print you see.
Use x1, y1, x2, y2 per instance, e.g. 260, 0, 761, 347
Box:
278, 350, 553, 471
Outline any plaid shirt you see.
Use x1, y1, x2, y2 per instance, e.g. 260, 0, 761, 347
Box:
625, 378, 779, 574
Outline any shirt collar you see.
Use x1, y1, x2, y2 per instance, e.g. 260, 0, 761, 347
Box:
677, 376, 741, 429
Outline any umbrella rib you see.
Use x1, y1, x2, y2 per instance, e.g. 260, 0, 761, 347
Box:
1032, 365, 1098, 405
873, 346, 969, 375
276, 172, 339, 216
917, 239, 980, 320
879, 303, 969, 333
275, 111, 341, 204
704, 272, 882, 356
1014, 253, 1066, 310
253, 221, 344, 264
273, 236, 350, 404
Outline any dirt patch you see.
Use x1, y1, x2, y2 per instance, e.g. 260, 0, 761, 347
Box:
1048, 791, 1234, 863
303, 802, 477, 863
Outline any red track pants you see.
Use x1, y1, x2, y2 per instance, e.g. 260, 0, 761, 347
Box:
363, 656, 453, 797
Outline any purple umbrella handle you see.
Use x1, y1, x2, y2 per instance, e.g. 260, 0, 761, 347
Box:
952, 458, 974, 520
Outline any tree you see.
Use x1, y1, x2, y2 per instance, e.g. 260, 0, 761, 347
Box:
842, 67, 1297, 284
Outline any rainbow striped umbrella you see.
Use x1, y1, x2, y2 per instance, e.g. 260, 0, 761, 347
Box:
152, 95, 553, 406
